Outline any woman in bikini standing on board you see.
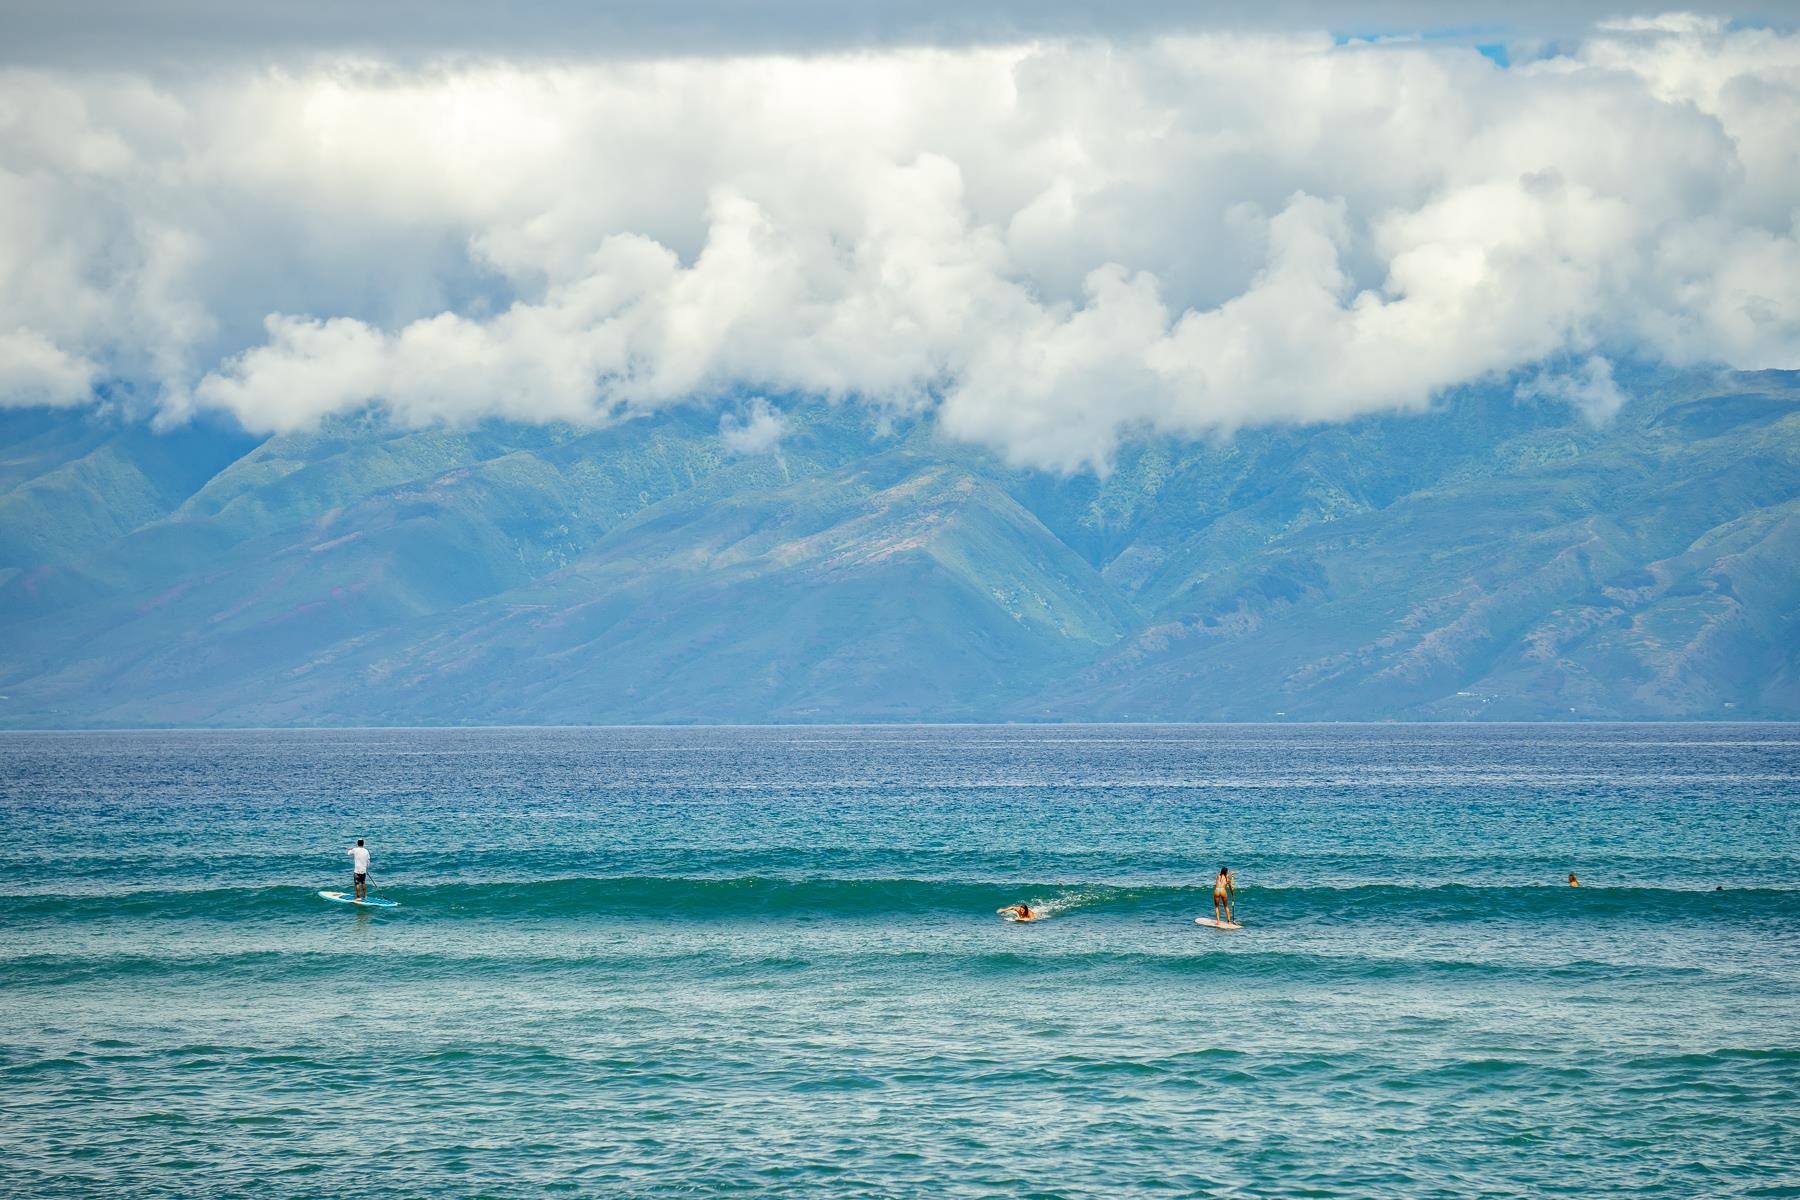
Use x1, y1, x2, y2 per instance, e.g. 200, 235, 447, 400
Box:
1213, 866, 1235, 925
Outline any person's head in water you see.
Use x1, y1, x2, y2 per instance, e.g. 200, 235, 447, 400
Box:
1568, 872, 1579, 886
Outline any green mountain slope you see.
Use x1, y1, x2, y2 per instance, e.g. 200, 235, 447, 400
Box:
280, 454, 1138, 725
0, 404, 881, 723
1029, 374, 1800, 720
0, 370, 1794, 725
0, 410, 254, 581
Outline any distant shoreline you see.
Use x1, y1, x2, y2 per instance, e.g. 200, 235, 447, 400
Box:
4, 718, 1798, 734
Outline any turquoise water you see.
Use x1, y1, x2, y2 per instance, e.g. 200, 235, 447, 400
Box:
3, 724, 1798, 1197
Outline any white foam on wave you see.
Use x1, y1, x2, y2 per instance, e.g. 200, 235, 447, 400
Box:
1020, 889, 1116, 919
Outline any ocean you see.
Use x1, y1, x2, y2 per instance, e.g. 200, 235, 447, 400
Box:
2, 724, 1797, 1197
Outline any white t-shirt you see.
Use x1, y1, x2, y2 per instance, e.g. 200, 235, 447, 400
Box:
348, 845, 370, 875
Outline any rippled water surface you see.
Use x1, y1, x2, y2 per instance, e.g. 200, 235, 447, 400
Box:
3, 724, 1798, 1197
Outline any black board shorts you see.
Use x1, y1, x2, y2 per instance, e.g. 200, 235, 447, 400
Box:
354, 873, 367, 884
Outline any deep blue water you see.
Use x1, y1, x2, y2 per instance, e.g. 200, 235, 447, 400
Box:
2, 724, 1798, 1197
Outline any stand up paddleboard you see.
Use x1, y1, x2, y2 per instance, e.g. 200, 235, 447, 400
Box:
319, 890, 399, 909
1195, 917, 1242, 930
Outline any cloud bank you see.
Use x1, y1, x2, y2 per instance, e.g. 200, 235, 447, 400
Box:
0, 1, 1774, 66
3, 14, 1799, 470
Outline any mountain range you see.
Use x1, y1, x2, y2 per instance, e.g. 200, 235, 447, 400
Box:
1, 367, 1796, 726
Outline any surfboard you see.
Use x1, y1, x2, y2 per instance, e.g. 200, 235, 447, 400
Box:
1194, 917, 1241, 930
319, 890, 399, 908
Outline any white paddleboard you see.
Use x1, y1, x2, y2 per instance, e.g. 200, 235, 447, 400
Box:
1194, 917, 1242, 930
319, 890, 399, 909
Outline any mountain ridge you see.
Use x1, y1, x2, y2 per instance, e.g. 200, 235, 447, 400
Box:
1, 369, 1795, 726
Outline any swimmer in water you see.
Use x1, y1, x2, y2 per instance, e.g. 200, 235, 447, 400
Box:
999, 904, 1036, 922
1213, 866, 1235, 925
1568, 873, 1580, 887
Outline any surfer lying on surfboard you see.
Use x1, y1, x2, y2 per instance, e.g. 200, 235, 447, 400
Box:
999, 904, 1037, 922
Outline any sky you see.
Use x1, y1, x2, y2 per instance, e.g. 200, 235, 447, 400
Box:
1, 4, 1798, 471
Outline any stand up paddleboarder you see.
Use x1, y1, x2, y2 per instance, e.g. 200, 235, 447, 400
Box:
348, 839, 371, 900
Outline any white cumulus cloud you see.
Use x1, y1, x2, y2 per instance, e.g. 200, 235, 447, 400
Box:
1516, 356, 1628, 424
0, 15, 1798, 469
0, 328, 97, 407
720, 397, 790, 455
